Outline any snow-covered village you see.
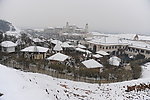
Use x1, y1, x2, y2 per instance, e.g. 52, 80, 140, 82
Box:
0, 0, 150, 100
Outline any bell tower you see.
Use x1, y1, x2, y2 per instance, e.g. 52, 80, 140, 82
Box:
85, 23, 88, 33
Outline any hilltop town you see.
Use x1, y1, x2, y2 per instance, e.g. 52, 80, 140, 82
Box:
0, 20, 150, 99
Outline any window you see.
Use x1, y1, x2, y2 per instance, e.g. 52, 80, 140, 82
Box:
3, 47, 7, 52
146, 51, 150, 54
141, 50, 144, 53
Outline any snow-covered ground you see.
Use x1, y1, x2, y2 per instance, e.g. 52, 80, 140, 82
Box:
0, 63, 150, 100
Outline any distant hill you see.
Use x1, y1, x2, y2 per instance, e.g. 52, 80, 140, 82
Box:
0, 20, 16, 33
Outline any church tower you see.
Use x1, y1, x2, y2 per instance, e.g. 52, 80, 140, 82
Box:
65, 22, 69, 33
85, 23, 88, 33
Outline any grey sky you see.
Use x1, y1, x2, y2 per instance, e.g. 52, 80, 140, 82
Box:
0, 0, 150, 33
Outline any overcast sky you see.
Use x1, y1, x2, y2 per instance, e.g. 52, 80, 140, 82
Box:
0, 0, 150, 33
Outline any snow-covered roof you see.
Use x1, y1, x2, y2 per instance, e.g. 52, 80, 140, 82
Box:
47, 53, 69, 62
122, 39, 150, 51
96, 50, 109, 56
82, 59, 103, 68
62, 33, 69, 35
93, 54, 103, 58
88, 36, 128, 46
109, 56, 121, 66
75, 48, 92, 54
53, 43, 63, 51
61, 42, 74, 48
51, 40, 62, 45
21, 46, 49, 53
32, 38, 44, 43
5, 31, 21, 38
77, 44, 86, 49
1, 41, 17, 47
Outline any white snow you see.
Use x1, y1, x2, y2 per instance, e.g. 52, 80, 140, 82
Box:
53, 42, 63, 51
61, 42, 74, 48
75, 48, 92, 54
109, 56, 121, 66
96, 50, 109, 56
0, 62, 150, 100
51, 40, 62, 45
21, 46, 49, 53
47, 53, 70, 62
88, 36, 128, 46
77, 44, 86, 49
82, 59, 103, 68
141, 62, 150, 79
93, 54, 103, 58
1, 41, 17, 47
32, 38, 44, 43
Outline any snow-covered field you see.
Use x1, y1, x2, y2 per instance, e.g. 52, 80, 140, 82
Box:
0, 63, 150, 100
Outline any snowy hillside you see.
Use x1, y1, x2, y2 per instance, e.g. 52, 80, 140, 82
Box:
0, 20, 21, 38
0, 20, 16, 33
0, 63, 150, 100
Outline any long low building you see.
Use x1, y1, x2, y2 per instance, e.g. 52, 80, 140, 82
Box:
87, 36, 128, 54
125, 40, 150, 58
87, 36, 150, 58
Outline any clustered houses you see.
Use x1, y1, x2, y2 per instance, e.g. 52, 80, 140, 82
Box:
87, 35, 150, 59
1, 30, 150, 70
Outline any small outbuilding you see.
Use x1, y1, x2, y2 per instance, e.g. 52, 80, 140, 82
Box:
82, 59, 103, 69
47, 53, 70, 62
1, 41, 17, 53
109, 56, 121, 66
53, 42, 63, 52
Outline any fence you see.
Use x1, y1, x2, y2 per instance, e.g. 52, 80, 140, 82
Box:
0, 59, 114, 84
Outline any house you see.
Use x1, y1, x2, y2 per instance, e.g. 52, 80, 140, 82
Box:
82, 59, 103, 69
61, 42, 75, 52
77, 44, 86, 49
1, 41, 17, 53
47, 53, 70, 62
53, 42, 63, 52
21, 46, 49, 59
109, 56, 121, 66
51, 39, 62, 45
32, 38, 45, 46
